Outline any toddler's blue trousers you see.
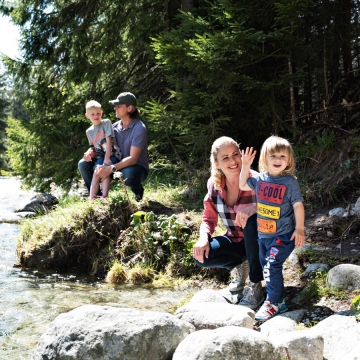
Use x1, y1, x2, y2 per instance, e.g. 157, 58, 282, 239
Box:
258, 230, 295, 303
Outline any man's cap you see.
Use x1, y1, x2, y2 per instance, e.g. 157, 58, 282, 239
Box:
109, 92, 137, 106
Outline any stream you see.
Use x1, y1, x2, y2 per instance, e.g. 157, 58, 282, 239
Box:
0, 176, 195, 359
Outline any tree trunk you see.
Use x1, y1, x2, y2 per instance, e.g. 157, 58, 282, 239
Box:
341, 0, 353, 75
181, 0, 194, 12
288, 53, 297, 133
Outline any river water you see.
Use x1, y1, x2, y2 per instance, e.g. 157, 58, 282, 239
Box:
0, 177, 195, 359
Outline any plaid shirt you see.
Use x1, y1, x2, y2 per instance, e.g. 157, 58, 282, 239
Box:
200, 174, 257, 242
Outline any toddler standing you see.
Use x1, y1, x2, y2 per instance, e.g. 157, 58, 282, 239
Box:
84, 100, 122, 199
239, 135, 305, 321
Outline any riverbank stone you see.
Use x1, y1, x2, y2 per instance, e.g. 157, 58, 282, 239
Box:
279, 309, 306, 323
33, 305, 194, 360
311, 314, 360, 360
327, 264, 360, 290
288, 244, 324, 265
172, 326, 281, 360
217, 288, 243, 304
304, 263, 329, 277
190, 289, 228, 304
259, 315, 296, 337
175, 302, 255, 330
272, 330, 324, 360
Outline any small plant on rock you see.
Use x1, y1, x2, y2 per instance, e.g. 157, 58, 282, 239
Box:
351, 295, 360, 320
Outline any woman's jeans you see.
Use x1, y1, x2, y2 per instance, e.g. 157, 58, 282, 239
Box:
78, 158, 148, 196
194, 214, 263, 283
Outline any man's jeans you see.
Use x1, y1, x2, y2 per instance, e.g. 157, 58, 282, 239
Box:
194, 214, 264, 283
78, 158, 148, 196
258, 230, 295, 303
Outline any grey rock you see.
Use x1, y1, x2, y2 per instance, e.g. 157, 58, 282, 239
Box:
190, 289, 228, 304
327, 231, 334, 237
344, 347, 360, 360
279, 309, 306, 323
329, 207, 346, 217
311, 315, 360, 360
289, 244, 324, 265
272, 330, 324, 360
334, 309, 355, 316
304, 264, 329, 277
173, 326, 281, 360
354, 197, 360, 218
175, 302, 254, 330
217, 288, 243, 304
33, 305, 194, 360
15, 193, 58, 213
259, 316, 296, 337
327, 264, 360, 290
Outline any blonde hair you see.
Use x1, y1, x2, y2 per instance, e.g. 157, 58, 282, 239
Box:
85, 100, 102, 112
258, 135, 295, 175
210, 136, 240, 191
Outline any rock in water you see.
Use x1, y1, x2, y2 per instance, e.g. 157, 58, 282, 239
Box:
327, 264, 360, 290
173, 326, 281, 360
15, 193, 58, 213
33, 305, 195, 360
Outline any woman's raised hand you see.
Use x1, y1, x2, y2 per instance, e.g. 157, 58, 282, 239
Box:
241, 147, 256, 168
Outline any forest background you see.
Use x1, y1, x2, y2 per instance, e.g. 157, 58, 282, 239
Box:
0, 0, 359, 196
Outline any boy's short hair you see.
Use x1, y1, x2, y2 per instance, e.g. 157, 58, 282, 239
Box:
85, 100, 102, 112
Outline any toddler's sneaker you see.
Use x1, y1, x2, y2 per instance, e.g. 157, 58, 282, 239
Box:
278, 298, 288, 313
255, 300, 279, 321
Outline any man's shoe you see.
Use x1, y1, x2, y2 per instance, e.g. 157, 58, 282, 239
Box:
255, 300, 279, 321
135, 187, 144, 202
238, 281, 264, 310
228, 260, 249, 292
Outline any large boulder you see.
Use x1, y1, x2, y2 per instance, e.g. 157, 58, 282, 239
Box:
175, 302, 254, 330
327, 264, 360, 290
259, 315, 296, 337
271, 330, 324, 360
33, 305, 194, 360
311, 314, 360, 360
190, 289, 228, 304
172, 326, 281, 360
217, 288, 243, 304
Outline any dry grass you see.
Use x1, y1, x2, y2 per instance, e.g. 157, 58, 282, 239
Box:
105, 260, 127, 284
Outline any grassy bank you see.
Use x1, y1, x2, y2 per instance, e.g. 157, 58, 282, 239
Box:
16, 169, 229, 286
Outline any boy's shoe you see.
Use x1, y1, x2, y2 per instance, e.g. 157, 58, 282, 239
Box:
228, 260, 250, 292
278, 298, 288, 314
255, 300, 279, 321
238, 281, 264, 310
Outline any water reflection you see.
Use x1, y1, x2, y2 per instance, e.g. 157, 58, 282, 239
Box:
0, 180, 196, 359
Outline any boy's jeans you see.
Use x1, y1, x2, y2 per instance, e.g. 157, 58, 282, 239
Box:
194, 214, 264, 283
78, 158, 148, 196
258, 230, 295, 303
